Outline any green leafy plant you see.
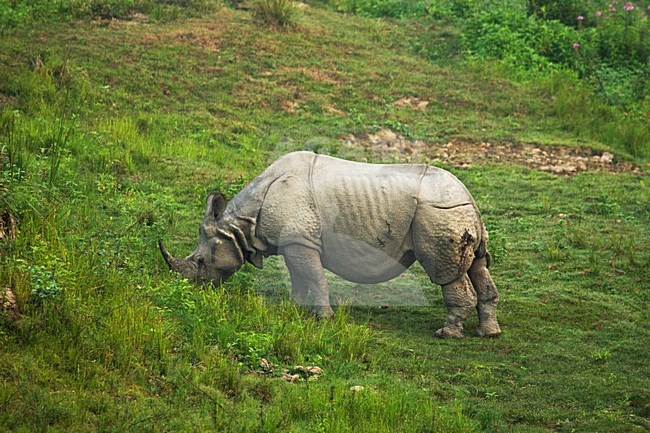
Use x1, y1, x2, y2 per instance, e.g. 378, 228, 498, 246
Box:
28, 264, 63, 302
460, 2, 649, 156
462, 7, 576, 72
230, 331, 274, 366
329, 0, 479, 20
332, 0, 428, 18
527, 0, 592, 26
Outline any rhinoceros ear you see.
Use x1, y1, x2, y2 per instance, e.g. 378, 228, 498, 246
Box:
205, 192, 227, 220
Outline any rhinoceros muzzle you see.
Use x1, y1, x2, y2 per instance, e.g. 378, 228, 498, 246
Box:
159, 240, 199, 281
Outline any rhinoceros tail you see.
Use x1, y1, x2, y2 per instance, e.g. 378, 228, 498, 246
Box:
485, 249, 492, 268
474, 238, 492, 269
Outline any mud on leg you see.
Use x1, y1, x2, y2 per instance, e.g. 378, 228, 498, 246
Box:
435, 274, 477, 339
468, 256, 501, 337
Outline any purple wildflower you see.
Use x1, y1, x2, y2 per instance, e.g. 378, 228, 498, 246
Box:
578, 15, 584, 20
573, 43, 581, 49
624, 3, 634, 10
596, 11, 602, 16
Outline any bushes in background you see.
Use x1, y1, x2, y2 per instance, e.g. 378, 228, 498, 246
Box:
329, 0, 479, 19
462, 1, 649, 156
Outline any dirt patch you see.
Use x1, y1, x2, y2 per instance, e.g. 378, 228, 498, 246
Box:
302, 68, 342, 85
170, 29, 223, 52
342, 129, 642, 175
280, 100, 299, 113
92, 12, 151, 27
1, 287, 21, 321
394, 96, 429, 111
264, 67, 344, 86
0, 93, 16, 106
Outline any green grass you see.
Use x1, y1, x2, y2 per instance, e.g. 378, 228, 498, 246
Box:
1, 3, 649, 432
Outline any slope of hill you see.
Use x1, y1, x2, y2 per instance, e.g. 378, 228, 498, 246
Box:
1, 2, 648, 432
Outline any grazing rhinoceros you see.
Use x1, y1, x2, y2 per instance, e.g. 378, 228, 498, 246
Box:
159, 151, 501, 338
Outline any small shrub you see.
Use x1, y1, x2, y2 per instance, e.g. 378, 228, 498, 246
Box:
333, 0, 428, 18
592, 66, 641, 107
330, 0, 480, 20
28, 265, 63, 303
253, 0, 296, 27
527, 0, 592, 27
230, 330, 274, 366
461, 1, 649, 156
463, 8, 558, 72
588, 5, 650, 70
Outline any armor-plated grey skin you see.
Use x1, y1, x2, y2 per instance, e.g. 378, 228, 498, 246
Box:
160, 151, 501, 338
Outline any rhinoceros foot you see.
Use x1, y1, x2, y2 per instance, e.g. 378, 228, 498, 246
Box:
475, 322, 501, 338
434, 325, 464, 339
312, 305, 335, 320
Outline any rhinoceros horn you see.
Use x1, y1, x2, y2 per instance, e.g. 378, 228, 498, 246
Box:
159, 240, 197, 280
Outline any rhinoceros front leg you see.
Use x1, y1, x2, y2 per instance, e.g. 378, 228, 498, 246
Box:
468, 256, 501, 337
282, 244, 334, 319
435, 274, 478, 339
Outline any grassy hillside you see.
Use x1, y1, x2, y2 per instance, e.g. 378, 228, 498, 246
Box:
1, 1, 649, 432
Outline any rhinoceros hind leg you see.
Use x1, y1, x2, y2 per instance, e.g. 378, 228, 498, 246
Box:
468, 256, 501, 337
435, 274, 477, 339
282, 244, 334, 319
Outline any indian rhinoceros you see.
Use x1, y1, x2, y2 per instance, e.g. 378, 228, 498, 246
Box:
159, 151, 501, 338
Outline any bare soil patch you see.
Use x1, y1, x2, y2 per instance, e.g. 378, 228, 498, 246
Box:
262, 67, 344, 86
92, 12, 151, 27
0, 93, 16, 106
170, 28, 224, 52
1, 287, 21, 321
342, 129, 641, 175
394, 96, 429, 111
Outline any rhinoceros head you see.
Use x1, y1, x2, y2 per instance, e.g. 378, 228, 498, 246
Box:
159, 192, 243, 286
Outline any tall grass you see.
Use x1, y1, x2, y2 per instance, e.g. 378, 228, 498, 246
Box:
253, 0, 296, 27
541, 68, 650, 157
0, 55, 388, 430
